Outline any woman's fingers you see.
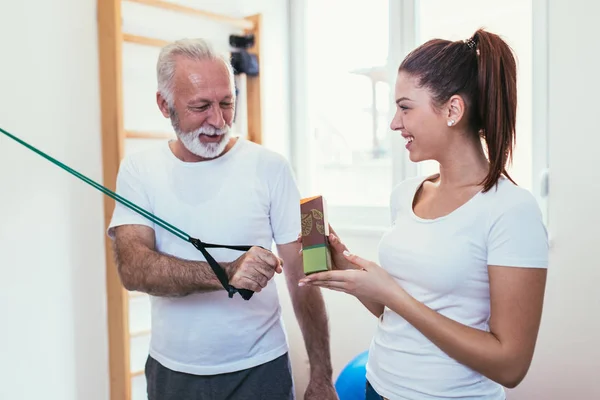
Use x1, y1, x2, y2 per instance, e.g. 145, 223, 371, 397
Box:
328, 224, 338, 237
343, 251, 374, 270
299, 270, 348, 286
328, 233, 349, 256
308, 280, 350, 293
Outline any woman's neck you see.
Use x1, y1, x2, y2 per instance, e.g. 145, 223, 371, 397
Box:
436, 135, 489, 189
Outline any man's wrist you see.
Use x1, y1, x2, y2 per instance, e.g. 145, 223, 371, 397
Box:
219, 261, 234, 280
309, 364, 333, 380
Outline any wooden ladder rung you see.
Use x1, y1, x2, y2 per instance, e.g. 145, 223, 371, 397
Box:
131, 369, 145, 377
123, 0, 254, 30
130, 329, 151, 338
125, 130, 175, 139
123, 33, 170, 48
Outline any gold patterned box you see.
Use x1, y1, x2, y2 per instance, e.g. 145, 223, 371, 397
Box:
300, 195, 332, 275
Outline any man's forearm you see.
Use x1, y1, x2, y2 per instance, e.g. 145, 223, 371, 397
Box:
291, 284, 334, 377
115, 242, 228, 297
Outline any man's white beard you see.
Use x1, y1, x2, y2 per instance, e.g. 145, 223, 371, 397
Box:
176, 124, 231, 159
169, 108, 232, 159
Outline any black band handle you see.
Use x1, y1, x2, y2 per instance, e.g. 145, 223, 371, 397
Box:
189, 238, 255, 300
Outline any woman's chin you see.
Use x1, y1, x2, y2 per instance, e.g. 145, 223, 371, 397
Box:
408, 151, 424, 163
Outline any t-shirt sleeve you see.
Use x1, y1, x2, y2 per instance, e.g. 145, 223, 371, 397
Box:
269, 160, 301, 245
487, 193, 548, 268
107, 156, 155, 239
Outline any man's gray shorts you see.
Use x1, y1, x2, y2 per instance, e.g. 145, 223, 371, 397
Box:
145, 353, 295, 400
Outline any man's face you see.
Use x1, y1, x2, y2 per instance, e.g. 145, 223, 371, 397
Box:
158, 56, 235, 159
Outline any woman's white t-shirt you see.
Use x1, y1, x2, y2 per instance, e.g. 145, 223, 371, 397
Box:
366, 175, 549, 400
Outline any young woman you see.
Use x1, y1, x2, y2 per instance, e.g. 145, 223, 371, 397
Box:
299, 29, 548, 400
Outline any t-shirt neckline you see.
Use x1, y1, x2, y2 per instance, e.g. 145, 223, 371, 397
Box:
409, 173, 483, 223
163, 135, 245, 168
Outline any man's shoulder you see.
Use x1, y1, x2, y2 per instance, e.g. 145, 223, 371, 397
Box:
241, 138, 287, 159
122, 141, 167, 163
239, 138, 292, 169
118, 141, 168, 175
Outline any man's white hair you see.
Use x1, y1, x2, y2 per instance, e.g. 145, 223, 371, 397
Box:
156, 38, 235, 107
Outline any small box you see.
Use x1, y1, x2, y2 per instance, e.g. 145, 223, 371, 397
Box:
300, 195, 332, 275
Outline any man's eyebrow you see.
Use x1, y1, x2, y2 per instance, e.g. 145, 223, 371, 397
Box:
188, 95, 233, 104
188, 97, 211, 105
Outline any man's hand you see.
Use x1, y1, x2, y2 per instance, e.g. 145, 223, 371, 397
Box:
227, 246, 283, 292
304, 376, 338, 400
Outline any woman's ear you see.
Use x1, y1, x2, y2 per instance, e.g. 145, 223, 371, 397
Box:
446, 95, 466, 127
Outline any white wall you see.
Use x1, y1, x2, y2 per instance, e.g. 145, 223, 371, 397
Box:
506, 1, 600, 398
0, 1, 109, 400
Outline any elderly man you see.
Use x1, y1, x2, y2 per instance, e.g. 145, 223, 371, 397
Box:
107, 38, 338, 400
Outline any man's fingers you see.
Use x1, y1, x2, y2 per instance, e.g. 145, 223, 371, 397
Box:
242, 259, 276, 282
254, 247, 283, 271
232, 272, 268, 291
231, 277, 262, 293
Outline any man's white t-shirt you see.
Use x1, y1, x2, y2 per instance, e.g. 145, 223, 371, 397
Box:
107, 137, 301, 375
367, 175, 549, 400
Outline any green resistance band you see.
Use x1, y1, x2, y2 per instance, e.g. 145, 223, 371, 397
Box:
0, 127, 254, 301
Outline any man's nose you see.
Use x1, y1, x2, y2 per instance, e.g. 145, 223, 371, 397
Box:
207, 105, 225, 129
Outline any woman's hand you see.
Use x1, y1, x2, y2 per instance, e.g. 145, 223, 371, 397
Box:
298, 225, 357, 270
299, 251, 403, 305
326, 225, 357, 271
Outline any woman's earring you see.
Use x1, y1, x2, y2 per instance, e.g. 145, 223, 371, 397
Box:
447, 119, 455, 127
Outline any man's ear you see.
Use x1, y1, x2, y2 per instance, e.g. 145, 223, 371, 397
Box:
446, 94, 466, 127
156, 91, 171, 118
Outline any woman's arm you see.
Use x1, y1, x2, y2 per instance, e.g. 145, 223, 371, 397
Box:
386, 264, 547, 388
300, 254, 547, 388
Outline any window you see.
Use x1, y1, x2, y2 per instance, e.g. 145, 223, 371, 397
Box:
302, 0, 392, 213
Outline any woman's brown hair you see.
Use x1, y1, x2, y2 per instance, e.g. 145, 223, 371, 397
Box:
399, 29, 517, 192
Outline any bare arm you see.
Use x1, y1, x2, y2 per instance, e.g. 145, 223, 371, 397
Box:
112, 224, 283, 297
386, 265, 547, 388
278, 241, 335, 381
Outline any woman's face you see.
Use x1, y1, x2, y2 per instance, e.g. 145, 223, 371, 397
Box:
390, 71, 450, 163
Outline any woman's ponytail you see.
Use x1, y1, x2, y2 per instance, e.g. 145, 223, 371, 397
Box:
472, 29, 518, 191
